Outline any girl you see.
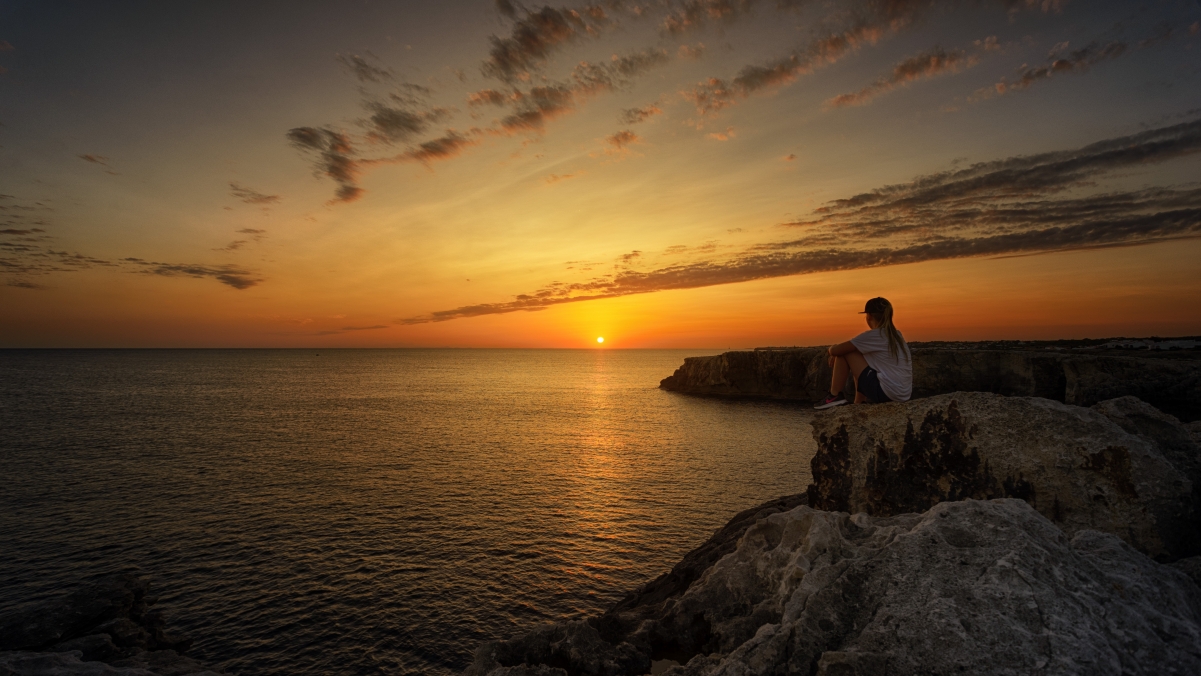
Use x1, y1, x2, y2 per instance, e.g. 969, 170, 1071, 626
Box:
815, 297, 912, 409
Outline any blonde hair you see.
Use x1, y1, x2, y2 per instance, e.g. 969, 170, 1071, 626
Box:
869, 297, 910, 362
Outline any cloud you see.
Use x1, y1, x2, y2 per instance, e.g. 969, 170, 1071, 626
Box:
606, 130, 640, 148
336, 54, 392, 83
545, 171, 583, 184
79, 154, 118, 174
500, 84, 577, 132
988, 40, 1128, 96
286, 126, 363, 203
0, 41, 13, 52
685, 21, 887, 115
365, 102, 451, 144
619, 103, 663, 124
467, 88, 513, 106
662, 0, 755, 35
399, 118, 1201, 323
826, 46, 974, 108
137, 262, 261, 289
706, 126, 735, 140
398, 130, 480, 163
229, 182, 280, 205
677, 43, 706, 60
482, 5, 611, 82
783, 153, 796, 161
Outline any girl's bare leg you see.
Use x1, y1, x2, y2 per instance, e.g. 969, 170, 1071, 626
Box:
829, 355, 848, 396
845, 351, 870, 404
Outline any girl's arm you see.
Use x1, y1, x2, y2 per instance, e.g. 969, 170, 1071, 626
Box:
828, 340, 858, 357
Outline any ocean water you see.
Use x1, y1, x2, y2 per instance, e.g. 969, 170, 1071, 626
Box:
0, 349, 816, 675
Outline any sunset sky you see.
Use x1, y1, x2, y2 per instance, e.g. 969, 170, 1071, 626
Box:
3, 0, 1201, 347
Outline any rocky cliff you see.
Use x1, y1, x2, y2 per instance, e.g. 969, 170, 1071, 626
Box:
464, 392, 1201, 675
464, 499, 1201, 676
659, 345, 1201, 422
0, 573, 220, 676
807, 392, 1201, 561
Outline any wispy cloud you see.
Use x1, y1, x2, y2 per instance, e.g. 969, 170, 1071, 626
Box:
400, 118, 1201, 323
827, 46, 974, 108
482, 4, 614, 82
336, 53, 392, 83
229, 182, 280, 205
286, 126, 363, 203
619, 103, 663, 124
79, 154, 118, 175
662, 0, 755, 35
985, 40, 1128, 97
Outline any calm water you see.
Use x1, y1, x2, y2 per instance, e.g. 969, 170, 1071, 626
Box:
0, 349, 816, 675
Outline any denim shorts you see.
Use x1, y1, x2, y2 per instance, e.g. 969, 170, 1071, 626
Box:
857, 367, 892, 403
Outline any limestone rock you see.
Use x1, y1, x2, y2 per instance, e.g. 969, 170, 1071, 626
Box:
660, 348, 1201, 422
1171, 556, 1201, 589
465, 499, 1201, 676
0, 574, 213, 674
807, 392, 1197, 560
49, 635, 119, 663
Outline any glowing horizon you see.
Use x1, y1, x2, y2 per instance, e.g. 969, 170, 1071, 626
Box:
2, 1, 1200, 347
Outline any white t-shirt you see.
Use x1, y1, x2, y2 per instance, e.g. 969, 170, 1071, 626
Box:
850, 327, 912, 402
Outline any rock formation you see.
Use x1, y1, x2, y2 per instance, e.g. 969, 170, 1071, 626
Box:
659, 346, 1201, 422
807, 392, 1198, 560
465, 499, 1201, 676
0, 573, 220, 676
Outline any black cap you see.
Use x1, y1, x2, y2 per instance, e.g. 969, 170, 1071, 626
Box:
859, 297, 889, 314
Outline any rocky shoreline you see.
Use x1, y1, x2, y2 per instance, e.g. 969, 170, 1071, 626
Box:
0, 573, 221, 676
465, 344, 1201, 675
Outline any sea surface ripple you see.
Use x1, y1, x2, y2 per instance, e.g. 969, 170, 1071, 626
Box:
0, 349, 815, 675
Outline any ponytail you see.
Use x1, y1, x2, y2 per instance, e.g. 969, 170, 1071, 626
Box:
869, 298, 909, 362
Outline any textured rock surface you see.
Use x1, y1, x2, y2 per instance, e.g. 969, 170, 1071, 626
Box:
659, 347, 1201, 422
807, 392, 1197, 560
465, 499, 1201, 676
0, 574, 219, 675
0, 651, 221, 676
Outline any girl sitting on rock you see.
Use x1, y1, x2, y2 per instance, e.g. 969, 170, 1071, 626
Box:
815, 297, 912, 409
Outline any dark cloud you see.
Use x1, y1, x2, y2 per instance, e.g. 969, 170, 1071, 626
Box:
606, 130, 640, 148
286, 126, 363, 203
467, 88, 513, 106
500, 84, 577, 132
990, 40, 1127, 95
0, 41, 13, 52
336, 54, 392, 83
827, 47, 973, 108
482, 5, 611, 82
314, 324, 390, 336
685, 22, 886, 115
400, 118, 1201, 324
399, 131, 479, 163
138, 262, 261, 289
497, 48, 670, 133
662, 0, 755, 35
364, 102, 451, 144
619, 103, 663, 124
79, 154, 118, 174
229, 182, 280, 205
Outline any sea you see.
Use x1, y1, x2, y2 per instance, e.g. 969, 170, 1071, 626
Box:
0, 349, 817, 675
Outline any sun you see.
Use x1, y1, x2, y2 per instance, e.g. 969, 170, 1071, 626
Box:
596, 336, 605, 344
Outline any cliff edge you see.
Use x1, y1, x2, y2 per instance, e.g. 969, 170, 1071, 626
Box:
659, 341, 1201, 422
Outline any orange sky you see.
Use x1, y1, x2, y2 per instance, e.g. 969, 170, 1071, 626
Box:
2, 1, 1200, 347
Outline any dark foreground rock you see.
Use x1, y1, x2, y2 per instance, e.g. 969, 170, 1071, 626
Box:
0, 573, 220, 676
659, 346, 1201, 422
807, 392, 1200, 561
465, 499, 1201, 676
